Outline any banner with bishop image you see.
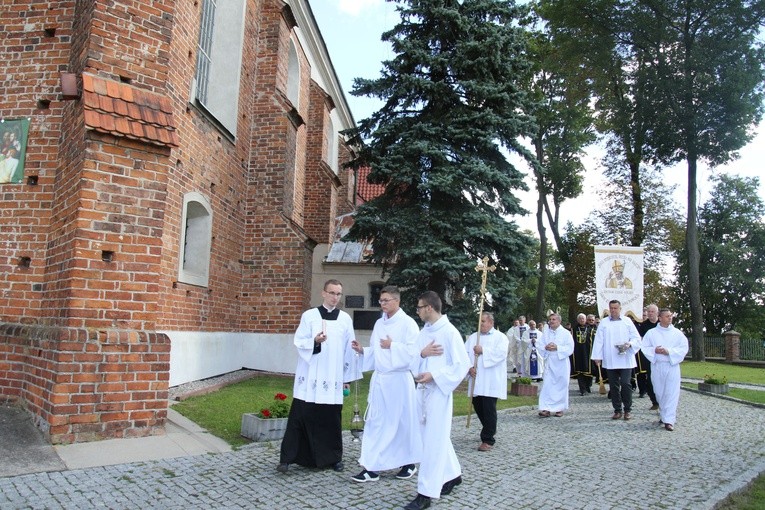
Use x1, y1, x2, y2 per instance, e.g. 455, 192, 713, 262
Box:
594, 245, 644, 321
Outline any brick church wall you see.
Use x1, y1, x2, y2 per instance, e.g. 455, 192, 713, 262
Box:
0, 0, 354, 443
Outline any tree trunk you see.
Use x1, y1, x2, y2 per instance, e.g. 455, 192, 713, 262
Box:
535, 182, 547, 321
628, 158, 645, 246
686, 157, 705, 361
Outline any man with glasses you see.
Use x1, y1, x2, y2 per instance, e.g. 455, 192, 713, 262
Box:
277, 279, 361, 473
350, 286, 422, 483
404, 291, 470, 510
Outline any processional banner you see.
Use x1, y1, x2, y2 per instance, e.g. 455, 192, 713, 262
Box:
594, 245, 644, 321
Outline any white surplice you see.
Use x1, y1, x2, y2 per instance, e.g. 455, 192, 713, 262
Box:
465, 328, 508, 399
292, 307, 361, 405
591, 316, 641, 369
415, 315, 471, 499
357, 309, 422, 471
537, 326, 575, 412
640, 324, 689, 426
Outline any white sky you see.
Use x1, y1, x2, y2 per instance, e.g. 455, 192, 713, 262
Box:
311, 0, 765, 234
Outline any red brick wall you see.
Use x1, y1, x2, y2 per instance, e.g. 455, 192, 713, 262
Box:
0, 0, 354, 442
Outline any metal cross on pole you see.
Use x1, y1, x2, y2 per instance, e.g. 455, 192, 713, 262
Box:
467, 256, 496, 429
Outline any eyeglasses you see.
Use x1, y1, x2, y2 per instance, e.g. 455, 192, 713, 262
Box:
325, 291, 343, 297
378, 298, 396, 304
416, 304, 428, 310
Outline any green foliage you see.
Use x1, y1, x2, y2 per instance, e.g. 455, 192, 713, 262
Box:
516, 376, 533, 385
674, 175, 765, 336
702, 374, 728, 385
344, 0, 537, 334
257, 392, 290, 419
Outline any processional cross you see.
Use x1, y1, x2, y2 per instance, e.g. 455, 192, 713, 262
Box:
467, 256, 496, 429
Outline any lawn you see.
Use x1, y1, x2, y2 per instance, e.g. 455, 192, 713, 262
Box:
681, 361, 765, 385
171, 373, 536, 448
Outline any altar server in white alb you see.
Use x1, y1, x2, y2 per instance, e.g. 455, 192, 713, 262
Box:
277, 279, 361, 473
639, 308, 689, 432
465, 312, 508, 451
350, 286, 422, 483
592, 299, 642, 421
404, 291, 471, 510
536, 313, 575, 417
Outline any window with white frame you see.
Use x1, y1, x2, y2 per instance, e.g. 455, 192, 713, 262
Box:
193, 0, 246, 136
178, 192, 212, 287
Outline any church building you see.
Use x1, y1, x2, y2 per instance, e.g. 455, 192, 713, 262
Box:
0, 0, 361, 444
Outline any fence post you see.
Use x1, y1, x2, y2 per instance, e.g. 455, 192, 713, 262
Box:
724, 330, 740, 362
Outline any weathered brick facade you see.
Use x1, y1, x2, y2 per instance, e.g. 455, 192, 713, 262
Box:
0, 0, 354, 443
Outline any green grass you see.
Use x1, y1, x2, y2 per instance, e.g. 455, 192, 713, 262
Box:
716, 473, 765, 510
171, 373, 536, 448
681, 361, 765, 384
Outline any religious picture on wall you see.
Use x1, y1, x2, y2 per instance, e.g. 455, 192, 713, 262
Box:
0, 118, 30, 184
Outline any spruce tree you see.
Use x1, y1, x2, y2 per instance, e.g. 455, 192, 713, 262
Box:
345, 0, 538, 332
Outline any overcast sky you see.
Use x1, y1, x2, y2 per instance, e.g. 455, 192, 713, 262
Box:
311, 0, 765, 234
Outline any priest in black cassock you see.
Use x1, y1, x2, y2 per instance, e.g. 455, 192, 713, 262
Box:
277, 279, 361, 473
571, 313, 595, 395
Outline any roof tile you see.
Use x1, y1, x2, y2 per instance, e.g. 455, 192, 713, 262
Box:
81, 72, 179, 148
82, 73, 94, 93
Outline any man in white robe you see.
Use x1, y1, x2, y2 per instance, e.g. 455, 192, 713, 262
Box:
277, 279, 361, 473
506, 316, 527, 376
350, 286, 422, 482
519, 321, 544, 380
536, 313, 574, 417
640, 308, 688, 431
465, 312, 508, 451
592, 300, 641, 421
404, 291, 470, 510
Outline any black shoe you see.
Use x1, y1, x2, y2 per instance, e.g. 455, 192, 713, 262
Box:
332, 461, 344, 472
351, 469, 380, 482
404, 494, 431, 510
396, 464, 417, 479
440, 475, 462, 496
276, 463, 289, 473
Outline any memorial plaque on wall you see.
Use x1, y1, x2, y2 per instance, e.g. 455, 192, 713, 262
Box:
353, 310, 380, 331
345, 295, 364, 309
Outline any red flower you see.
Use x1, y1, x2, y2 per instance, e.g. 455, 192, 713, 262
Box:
260, 409, 271, 418
275, 393, 287, 401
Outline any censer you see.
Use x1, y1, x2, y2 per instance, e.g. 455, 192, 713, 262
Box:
350, 378, 364, 441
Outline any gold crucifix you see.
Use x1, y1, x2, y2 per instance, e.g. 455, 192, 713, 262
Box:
467, 256, 496, 428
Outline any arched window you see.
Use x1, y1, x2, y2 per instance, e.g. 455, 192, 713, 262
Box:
327, 114, 339, 174
287, 39, 300, 107
178, 192, 212, 287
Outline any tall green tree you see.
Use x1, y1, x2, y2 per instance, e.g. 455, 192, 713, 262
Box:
540, 0, 765, 359
643, 0, 765, 360
345, 0, 537, 333
524, 14, 595, 322
537, 0, 663, 249
675, 175, 765, 337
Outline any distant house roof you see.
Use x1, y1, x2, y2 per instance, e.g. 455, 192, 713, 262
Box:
355, 166, 386, 205
325, 212, 374, 264
82, 73, 180, 148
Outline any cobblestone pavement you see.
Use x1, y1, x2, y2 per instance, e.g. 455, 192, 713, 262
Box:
1, 384, 763, 510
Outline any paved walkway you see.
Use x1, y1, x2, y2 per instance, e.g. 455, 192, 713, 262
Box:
1, 383, 764, 509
